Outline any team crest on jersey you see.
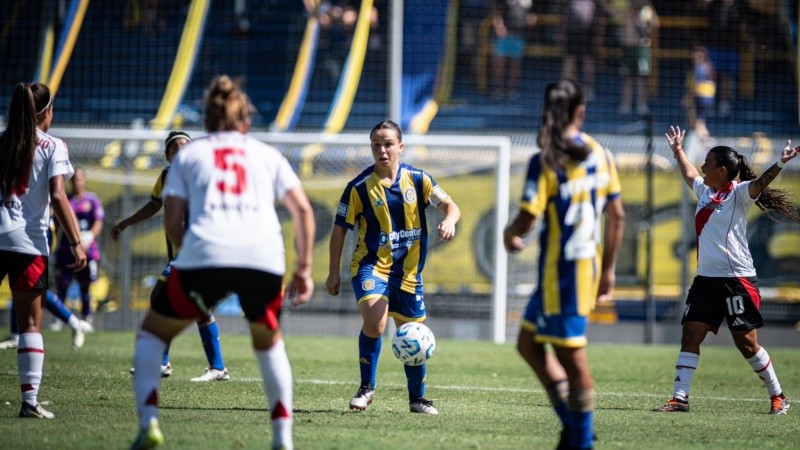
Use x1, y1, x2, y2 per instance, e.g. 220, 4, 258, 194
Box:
374, 198, 384, 207
403, 188, 416, 203
337, 202, 348, 216
378, 232, 389, 246
362, 279, 376, 291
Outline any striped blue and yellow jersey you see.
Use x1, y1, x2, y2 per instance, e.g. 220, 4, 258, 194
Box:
151, 167, 177, 260
335, 163, 449, 293
521, 133, 622, 316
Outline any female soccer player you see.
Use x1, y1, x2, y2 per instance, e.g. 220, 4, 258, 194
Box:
54, 166, 104, 326
325, 119, 461, 415
112, 131, 229, 381
129, 75, 315, 450
0, 81, 87, 419
653, 126, 798, 415
503, 79, 625, 449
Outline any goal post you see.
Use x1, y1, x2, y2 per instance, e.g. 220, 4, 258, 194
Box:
49, 126, 514, 343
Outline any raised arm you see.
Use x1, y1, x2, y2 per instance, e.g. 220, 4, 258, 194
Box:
666, 126, 700, 189
748, 140, 800, 199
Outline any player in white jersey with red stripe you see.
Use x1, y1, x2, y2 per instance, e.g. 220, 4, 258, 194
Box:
654, 126, 799, 415
0, 82, 87, 419
129, 75, 315, 450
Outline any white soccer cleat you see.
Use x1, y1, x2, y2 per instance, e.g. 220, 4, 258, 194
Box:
349, 386, 375, 411
190, 367, 230, 382
409, 398, 439, 415
77, 320, 94, 333
72, 328, 85, 349
0, 335, 19, 350
19, 402, 55, 419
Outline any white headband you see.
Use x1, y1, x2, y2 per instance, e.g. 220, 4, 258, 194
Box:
36, 95, 52, 115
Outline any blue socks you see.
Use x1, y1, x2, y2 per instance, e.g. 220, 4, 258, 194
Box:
358, 331, 381, 388
198, 316, 225, 370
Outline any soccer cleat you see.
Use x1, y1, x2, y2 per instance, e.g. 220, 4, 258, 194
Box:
652, 398, 689, 412
130, 417, 164, 450
190, 367, 230, 382
72, 328, 85, 349
130, 364, 173, 378
349, 385, 375, 411
77, 320, 94, 333
19, 402, 55, 419
770, 394, 790, 415
0, 335, 19, 350
409, 398, 439, 415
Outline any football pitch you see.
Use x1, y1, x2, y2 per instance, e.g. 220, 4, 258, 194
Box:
1, 331, 798, 449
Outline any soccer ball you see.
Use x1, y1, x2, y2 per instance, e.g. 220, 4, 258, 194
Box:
391, 322, 436, 366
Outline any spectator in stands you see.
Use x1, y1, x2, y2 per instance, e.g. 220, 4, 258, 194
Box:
684, 45, 715, 143
615, 0, 659, 116
112, 131, 230, 382
704, 0, 746, 117
55, 166, 104, 327
0, 81, 87, 419
490, 0, 538, 98
458, 0, 489, 90
561, 0, 604, 101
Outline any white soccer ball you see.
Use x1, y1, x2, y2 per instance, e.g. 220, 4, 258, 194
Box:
391, 322, 436, 366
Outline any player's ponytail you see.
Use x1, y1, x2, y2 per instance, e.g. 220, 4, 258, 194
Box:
0, 82, 50, 196
204, 75, 255, 132
537, 79, 590, 170
711, 146, 799, 222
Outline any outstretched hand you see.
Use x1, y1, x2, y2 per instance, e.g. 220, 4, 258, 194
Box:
781, 140, 800, 163
665, 126, 686, 155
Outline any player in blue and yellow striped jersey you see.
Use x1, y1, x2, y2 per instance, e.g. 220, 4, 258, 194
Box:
326, 120, 461, 415
504, 79, 625, 449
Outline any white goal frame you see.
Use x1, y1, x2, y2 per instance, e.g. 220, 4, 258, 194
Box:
50, 127, 513, 343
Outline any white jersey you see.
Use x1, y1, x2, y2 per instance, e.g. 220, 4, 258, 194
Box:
163, 131, 302, 274
692, 177, 757, 277
0, 129, 74, 255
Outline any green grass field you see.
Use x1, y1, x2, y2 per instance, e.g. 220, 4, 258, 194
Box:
1, 331, 798, 449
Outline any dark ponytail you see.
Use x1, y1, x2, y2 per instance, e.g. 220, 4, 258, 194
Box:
0, 82, 50, 196
710, 146, 800, 222
537, 79, 590, 170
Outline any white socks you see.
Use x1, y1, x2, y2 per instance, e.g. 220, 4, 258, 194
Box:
18, 333, 44, 406
747, 347, 783, 396
132, 330, 168, 429
673, 352, 699, 402
255, 339, 293, 450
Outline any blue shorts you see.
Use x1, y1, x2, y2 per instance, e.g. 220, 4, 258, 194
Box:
520, 293, 588, 348
352, 271, 426, 322
493, 35, 525, 58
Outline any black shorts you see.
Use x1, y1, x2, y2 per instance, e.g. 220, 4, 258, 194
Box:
159, 267, 285, 330
0, 250, 49, 292
682, 275, 763, 334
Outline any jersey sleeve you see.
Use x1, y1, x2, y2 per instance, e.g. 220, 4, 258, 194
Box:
422, 171, 450, 207
692, 176, 706, 200
274, 156, 302, 201
334, 183, 362, 230
735, 180, 758, 204
150, 169, 167, 203
519, 154, 551, 217
605, 148, 622, 201
91, 193, 105, 221
48, 138, 74, 180
162, 156, 188, 200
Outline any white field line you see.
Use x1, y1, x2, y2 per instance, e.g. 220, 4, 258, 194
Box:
230, 377, 769, 403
